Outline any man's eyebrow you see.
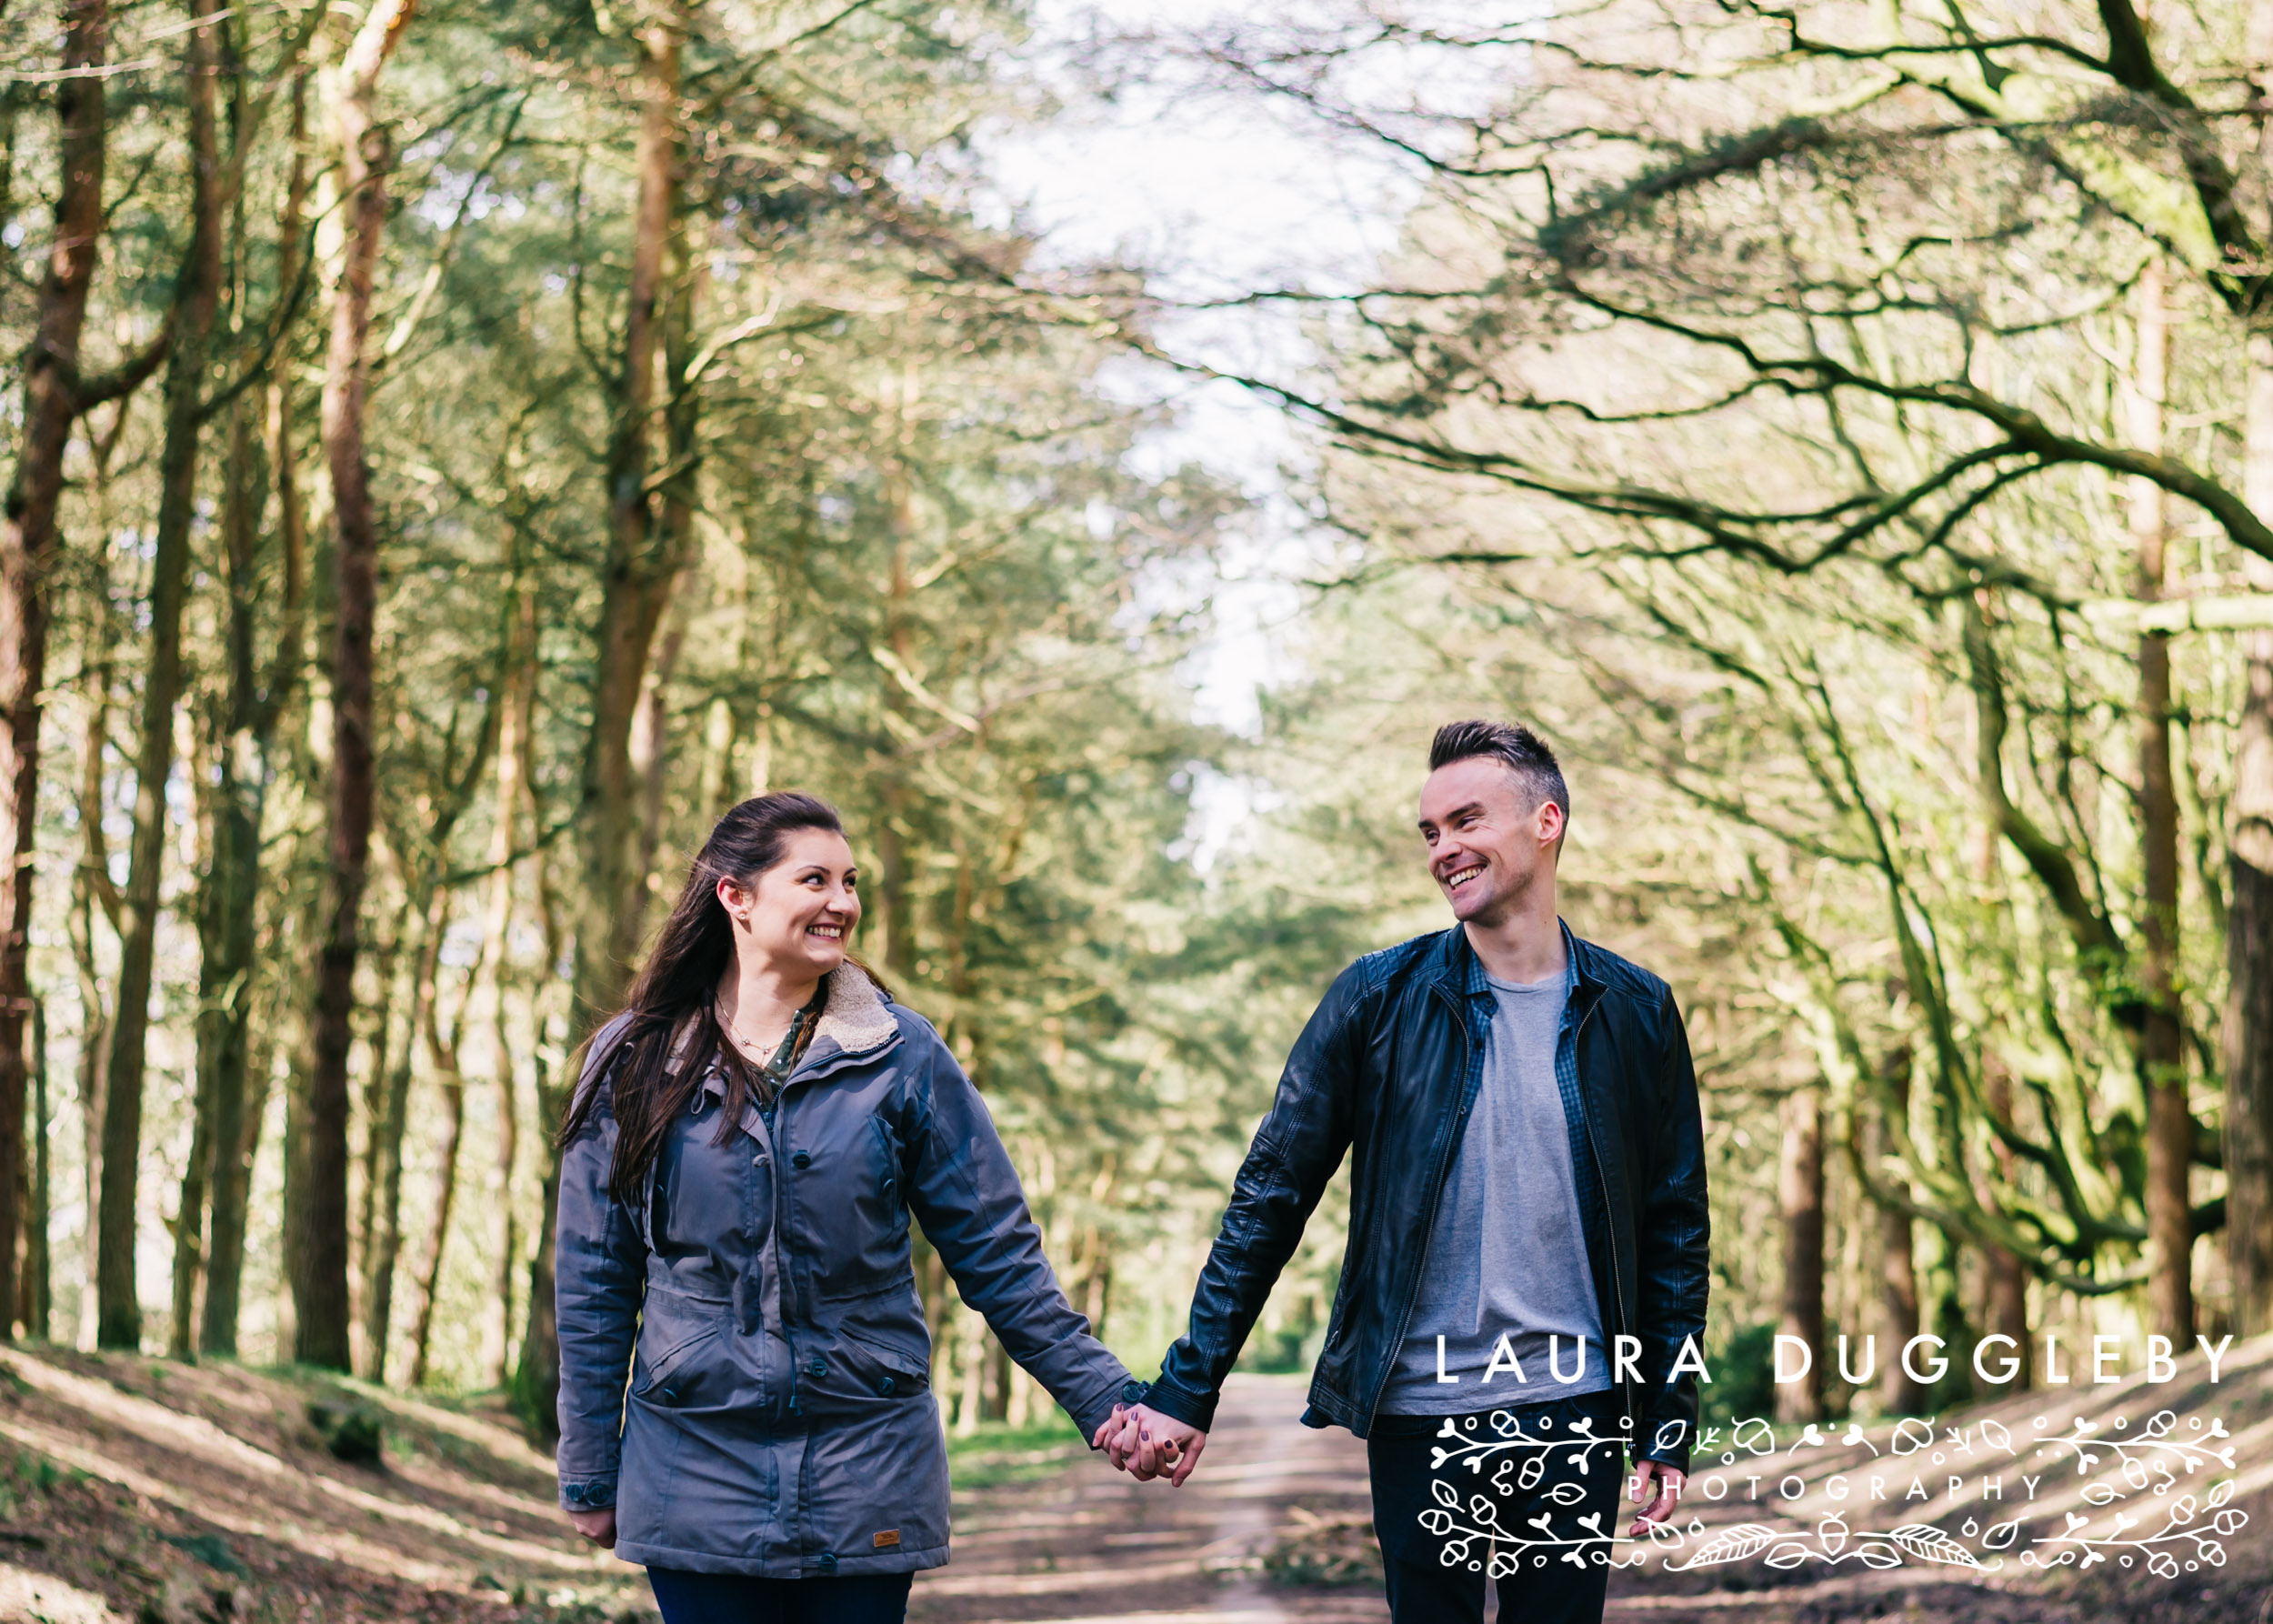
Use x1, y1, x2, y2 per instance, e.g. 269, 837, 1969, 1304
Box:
1417, 800, 1487, 831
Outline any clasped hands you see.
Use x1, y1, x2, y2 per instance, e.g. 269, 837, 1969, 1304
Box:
1092, 1402, 1208, 1487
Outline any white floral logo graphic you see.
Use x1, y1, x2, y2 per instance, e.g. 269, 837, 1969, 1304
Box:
1420, 1404, 2248, 1579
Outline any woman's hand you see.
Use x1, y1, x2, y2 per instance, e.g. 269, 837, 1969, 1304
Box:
567, 1508, 617, 1548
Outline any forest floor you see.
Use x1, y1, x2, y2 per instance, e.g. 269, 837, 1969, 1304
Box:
0, 1348, 2261, 1624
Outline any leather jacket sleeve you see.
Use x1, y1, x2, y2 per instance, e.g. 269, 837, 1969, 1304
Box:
1630, 982, 1709, 1472
1143, 963, 1369, 1432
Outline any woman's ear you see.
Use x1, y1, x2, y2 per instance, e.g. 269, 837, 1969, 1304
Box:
715, 875, 747, 923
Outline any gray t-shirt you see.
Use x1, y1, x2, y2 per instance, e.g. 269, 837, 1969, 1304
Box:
1377, 966, 1608, 1414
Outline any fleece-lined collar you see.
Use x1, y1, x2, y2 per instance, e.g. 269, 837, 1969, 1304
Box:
810, 962, 897, 1056
662, 963, 897, 1080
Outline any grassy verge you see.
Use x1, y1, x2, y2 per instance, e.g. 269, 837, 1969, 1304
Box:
945, 1411, 1087, 1490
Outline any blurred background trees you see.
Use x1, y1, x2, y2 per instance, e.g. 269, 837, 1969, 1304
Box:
0, 0, 2267, 1435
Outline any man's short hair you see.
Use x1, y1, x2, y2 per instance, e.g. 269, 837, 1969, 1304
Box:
1428, 718, 1570, 829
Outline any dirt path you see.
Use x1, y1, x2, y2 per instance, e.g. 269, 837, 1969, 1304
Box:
911, 1374, 1385, 1624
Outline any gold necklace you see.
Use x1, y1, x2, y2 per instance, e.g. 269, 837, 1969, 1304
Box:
721, 1001, 795, 1057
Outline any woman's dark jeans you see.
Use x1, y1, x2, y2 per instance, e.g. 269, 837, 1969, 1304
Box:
646, 1567, 912, 1624
1367, 1389, 1626, 1624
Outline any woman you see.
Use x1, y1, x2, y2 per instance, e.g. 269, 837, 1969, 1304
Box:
554, 792, 1146, 1623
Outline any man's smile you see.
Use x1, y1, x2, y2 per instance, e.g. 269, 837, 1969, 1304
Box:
1444, 863, 1485, 890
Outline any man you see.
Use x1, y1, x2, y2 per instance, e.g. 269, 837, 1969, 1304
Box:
1097, 719, 1708, 1623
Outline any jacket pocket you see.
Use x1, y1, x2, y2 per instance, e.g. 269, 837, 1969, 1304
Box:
632, 1290, 731, 1408
796, 1319, 931, 1415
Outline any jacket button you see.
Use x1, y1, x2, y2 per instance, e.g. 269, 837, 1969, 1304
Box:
790, 1150, 812, 1168
878, 1376, 896, 1395
806, 1358, 826, 1378
1122, 1380, 1146, 1404
815, 1552, 837, 1572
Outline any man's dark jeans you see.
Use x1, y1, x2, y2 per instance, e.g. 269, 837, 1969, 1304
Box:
1367, 1389, 1625, 1624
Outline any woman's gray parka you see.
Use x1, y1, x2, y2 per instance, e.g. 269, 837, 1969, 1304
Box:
554, 965, 1140, 1578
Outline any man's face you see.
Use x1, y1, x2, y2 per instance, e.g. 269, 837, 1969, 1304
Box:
1417, 756, 1565, 925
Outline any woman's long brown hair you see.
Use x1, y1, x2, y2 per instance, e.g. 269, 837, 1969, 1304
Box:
556, 791, 846, 1202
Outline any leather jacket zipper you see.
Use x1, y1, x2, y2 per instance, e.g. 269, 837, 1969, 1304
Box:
1361, 977, 1475, 1429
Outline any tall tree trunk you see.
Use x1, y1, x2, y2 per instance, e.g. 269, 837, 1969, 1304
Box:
0, 0, 113, 1346
97, 0, 227, 1350
2228, 313, 2273, 1331
70, 881, 109, 1353
175, 395, 270, 1358
481, 579, 536, 1388
512, 838, 569, 1435
358, 897, 429, 1382
1980, 1059, 2031, 1382
294, 0, 415, 1371
25, 998, 46, 1341
2223, 0, 2273, 1344
349, 887, 409, 1372
2128, 261, 2193, 1342
72, 598, 119, 1352
1777, 1085, 1825, 1422
200, 61, 311, 1364
516, 1035, 566, 1438
200, 1023, 271, 1358
526, 0, 696, 1440
173, 720, 224, 1358
406, 996, 468, 1388
1869, 1046, 1927, 1413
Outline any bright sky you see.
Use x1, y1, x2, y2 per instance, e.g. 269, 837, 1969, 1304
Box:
976, 0, 1522, 751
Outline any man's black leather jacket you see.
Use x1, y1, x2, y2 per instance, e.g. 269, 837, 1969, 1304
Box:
1144, 923, 1709, 1469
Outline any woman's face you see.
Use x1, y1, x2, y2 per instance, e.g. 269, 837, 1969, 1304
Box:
718, 827, 861, 982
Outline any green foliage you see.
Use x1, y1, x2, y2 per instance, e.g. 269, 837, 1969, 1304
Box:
944, 1411, 1086, 1489
1703, 1323, 1781, 1429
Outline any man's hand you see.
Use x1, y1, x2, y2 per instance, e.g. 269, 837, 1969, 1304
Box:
1628, 1459, 1685, 1536
1091, 1403, 1209, 1488
566, 1507, 617, 1548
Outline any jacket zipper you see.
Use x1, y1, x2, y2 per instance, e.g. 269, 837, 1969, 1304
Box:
769, 1032, 904, 1408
